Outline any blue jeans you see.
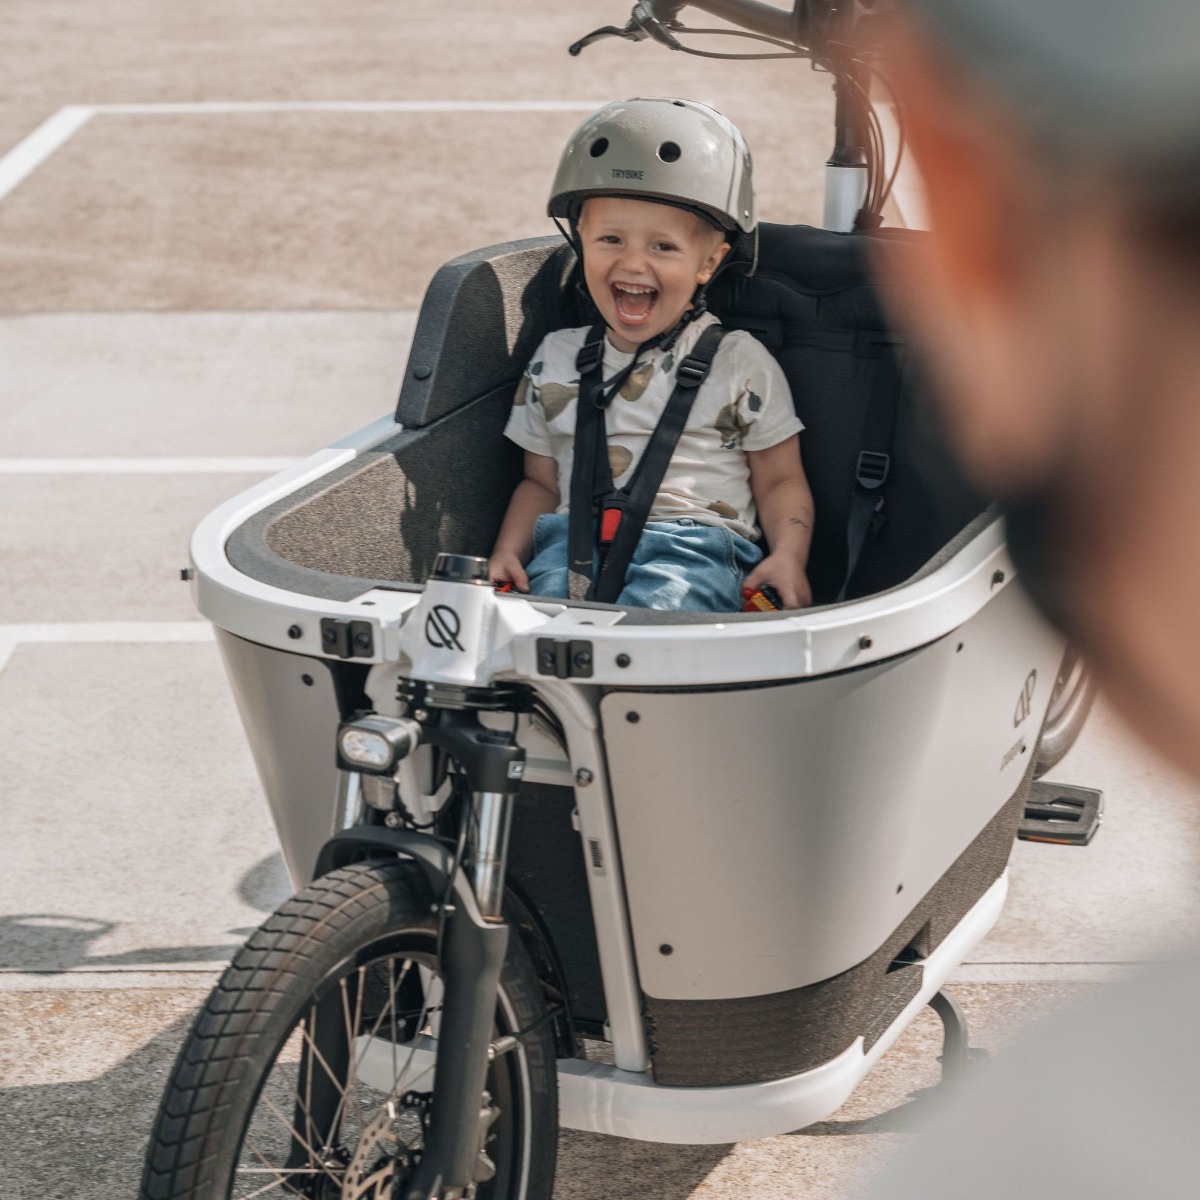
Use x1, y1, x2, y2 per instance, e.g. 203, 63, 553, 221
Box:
525, 513, 762, 613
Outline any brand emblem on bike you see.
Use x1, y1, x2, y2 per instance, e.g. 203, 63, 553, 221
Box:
425, 604, 464, 651
1014, 669, 1037, 727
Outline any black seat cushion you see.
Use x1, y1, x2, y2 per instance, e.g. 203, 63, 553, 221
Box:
708, 224, 985, 603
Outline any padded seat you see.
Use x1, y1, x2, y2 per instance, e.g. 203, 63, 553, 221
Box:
709, 223, 985, 602
240, 225, 985, 607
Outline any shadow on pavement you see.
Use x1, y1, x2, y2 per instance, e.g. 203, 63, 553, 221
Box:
237, 850, 293, 912
556, 1131, 731, 1199
0, 988, 734, 1200
0, 1002, 200, 1198
0, 854, 293, 973
0, 914, 241, 971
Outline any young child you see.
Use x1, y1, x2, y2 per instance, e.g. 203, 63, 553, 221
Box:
490, 98, 814, 612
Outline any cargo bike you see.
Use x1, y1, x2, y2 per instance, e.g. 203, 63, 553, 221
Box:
143, 3, 1098, 1197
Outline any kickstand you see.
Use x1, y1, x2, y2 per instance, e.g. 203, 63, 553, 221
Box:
928, 989, 988, 1086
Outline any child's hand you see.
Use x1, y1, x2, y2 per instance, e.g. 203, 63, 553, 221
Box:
744, 554, 812, 609
489, 550, 530, 593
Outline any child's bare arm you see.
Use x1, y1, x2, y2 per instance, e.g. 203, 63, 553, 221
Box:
489, 452, 559, 591
744, 435, 814, 609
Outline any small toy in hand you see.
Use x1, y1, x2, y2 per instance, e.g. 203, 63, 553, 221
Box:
742, 584, 783, 612
495, 581, 515, 593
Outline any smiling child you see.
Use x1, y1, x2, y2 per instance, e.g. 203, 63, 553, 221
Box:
489, 98, 814, 612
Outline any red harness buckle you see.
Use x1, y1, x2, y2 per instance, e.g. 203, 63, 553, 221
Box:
600, 506, 623, 545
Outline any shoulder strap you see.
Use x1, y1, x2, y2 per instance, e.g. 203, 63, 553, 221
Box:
567, 326, 609, 601
591, 323, 729, 604
837, 330, 905, 602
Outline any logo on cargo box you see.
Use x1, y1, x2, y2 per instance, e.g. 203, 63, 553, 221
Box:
425, 604, 464, 651
1013, 669, 1037, 727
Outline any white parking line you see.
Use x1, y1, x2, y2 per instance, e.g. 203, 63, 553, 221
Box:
952, 962, 1140, 984
0, 968, 226, 991
0, 621, 214, 675
0, 105, 93, 202
95, 100, 609, 115
0, 961, 1137, 992
0, 100, 608, 201
0, 457, 298, 474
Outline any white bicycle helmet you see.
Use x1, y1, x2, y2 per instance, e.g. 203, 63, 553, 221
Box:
548, 97, 758, 274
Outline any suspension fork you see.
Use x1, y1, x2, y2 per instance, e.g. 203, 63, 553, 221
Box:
400, 708, 526, 1199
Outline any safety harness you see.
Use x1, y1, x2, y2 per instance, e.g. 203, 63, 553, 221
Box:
567, 321, 729, 603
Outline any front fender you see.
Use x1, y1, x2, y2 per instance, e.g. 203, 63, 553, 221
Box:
314, 827, 486, 925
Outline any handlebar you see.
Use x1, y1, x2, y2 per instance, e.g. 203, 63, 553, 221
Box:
669, 0, 799, 44
570, 0, 807, 58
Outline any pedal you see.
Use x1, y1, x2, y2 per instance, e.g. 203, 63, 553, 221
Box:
1017, 781, 1104, 846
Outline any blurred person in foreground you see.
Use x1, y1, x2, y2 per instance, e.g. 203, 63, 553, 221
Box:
860, 1, 1200, 1195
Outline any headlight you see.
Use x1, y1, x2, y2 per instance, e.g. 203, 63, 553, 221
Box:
337, 715, 421, 774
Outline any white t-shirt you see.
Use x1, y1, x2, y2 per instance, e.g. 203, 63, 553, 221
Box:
503, 313, 802, 542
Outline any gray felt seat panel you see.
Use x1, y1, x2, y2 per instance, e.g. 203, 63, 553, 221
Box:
396, 236, 583, 429
225, 237, 584, 601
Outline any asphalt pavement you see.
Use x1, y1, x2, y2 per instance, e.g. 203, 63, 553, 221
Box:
2, 4, 1200, 1198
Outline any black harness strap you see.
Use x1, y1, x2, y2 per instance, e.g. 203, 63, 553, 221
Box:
568, 322, 729, 604
838, 330, 906, 602
567, 325, 609, 601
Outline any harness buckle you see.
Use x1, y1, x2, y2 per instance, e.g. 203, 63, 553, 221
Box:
674, 354, 709, 388
599, 493, 628, 545
576, 337, 604, 376
856, 450, 890, 490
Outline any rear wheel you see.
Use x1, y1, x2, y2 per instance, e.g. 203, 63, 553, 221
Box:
141, 859, 557, 1199
1034, 649, 1097, 777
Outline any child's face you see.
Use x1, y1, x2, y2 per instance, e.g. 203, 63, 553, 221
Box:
577, 196, 730, 353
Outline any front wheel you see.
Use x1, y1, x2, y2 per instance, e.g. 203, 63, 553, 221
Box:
142, 860, 557, 1200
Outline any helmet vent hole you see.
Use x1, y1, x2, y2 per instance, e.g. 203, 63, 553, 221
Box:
658, 141, 682, 163
589, 138, 609, 158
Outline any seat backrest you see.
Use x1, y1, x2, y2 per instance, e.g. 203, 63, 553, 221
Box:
385, 226, 983, 604
708, 223, 985, 603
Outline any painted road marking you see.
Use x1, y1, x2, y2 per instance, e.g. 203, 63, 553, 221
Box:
0, 105, 93, 202
0, 458, 298, 474
0, 101, 609, 201
0, 621, 214, 675
0, 961, 1143, 991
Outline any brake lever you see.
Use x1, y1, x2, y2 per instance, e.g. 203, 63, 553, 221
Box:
569, 23, 648, 56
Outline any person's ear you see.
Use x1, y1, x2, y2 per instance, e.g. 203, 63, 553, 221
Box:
698, 239, 731, 285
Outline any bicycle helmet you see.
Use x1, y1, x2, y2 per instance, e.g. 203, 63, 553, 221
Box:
548, 97, 758, 274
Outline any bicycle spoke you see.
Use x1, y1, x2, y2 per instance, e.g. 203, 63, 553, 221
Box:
360, 957, 413, 1052
394, 968, 442, 1095
303, 1006, 317, 1160
390, 959, 403, 1092
339, 973, 366, 1133
255, 1093, 343, 1190
234, 1174, 312, 1200
297, 1010, 348, 1101
236, 1137, 314, 1200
